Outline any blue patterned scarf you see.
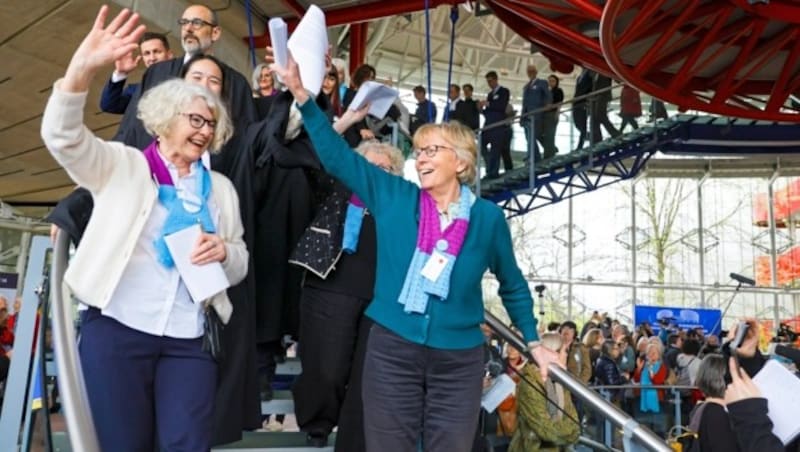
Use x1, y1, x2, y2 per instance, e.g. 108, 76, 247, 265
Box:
143, 141, 216, 268
398, 185, 475, 314
341, 194, 365, 254
639, 361, 662, 413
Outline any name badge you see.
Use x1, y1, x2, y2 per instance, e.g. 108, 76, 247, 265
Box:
421, 250, 448, 282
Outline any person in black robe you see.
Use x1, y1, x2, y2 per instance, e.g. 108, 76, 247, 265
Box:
227, 92, 339, 425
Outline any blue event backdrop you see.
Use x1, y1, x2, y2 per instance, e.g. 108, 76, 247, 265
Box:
634, 305, 722, 336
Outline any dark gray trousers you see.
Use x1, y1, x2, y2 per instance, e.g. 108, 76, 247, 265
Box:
362, 324, 484, 452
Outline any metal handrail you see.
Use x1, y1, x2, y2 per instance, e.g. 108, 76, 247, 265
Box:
484, 310, 672, 452
50, 230, 100, 452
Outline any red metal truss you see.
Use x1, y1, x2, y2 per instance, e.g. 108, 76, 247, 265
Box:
601, 0, 800, 121
247, 0, 461, 48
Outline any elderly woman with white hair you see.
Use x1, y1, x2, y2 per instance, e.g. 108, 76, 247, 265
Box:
272, 54, 555, 452
510, 332, 580, 452
40, 7, 247, 451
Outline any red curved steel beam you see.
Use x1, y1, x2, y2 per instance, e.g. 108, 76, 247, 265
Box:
601, 0, 800, 120
492, 0, 601, 54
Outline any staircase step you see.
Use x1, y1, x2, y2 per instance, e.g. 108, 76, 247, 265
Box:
214, 431, 335, 451
53, 431, 335, 451
262, 390, 295, 415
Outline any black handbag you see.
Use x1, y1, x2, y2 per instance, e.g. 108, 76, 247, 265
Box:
202, 306, 225, 363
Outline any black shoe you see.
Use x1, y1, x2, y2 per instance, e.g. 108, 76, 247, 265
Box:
306, 431, 329, 447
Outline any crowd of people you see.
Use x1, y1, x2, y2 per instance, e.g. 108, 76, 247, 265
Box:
36, 5, 562, 451
480, 311, 800, 452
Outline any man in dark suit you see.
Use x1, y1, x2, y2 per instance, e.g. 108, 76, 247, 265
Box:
521, 65, 552, 162
591, 73, 621, 143
113, 4, 255, 150
479, 71, 511, 178
460, 84, 481, 130
572, 68, 593, 150
446, 84, 470, 125
410, 85, 437, 135
98, 32, 172, 114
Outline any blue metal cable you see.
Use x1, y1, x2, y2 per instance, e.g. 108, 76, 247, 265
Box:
424, 0, 433, 123
245, 0, 257, 68
443, 6, 458, 122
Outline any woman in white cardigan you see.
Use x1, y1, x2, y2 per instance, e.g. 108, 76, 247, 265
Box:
40, 7, 247, 451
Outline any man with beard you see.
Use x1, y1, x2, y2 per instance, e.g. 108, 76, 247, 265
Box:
113, 4, 255, 149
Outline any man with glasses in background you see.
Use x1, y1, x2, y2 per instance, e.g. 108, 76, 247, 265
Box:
113, 4, 255, 149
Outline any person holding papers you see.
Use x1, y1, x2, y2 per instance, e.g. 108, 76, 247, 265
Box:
725, 358, 786, 452
272, 51, 555, 452
40, 7, 247, 451
724, 320, 800, 452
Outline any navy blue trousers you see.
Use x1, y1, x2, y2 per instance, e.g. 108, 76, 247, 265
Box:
362, 324, 484, 452
79, 308, 217, 452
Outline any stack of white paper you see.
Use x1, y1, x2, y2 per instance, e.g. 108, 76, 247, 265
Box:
348, 81, 399, 119
268, 5, 332, 97
752, 359, 800, 444
287, 5, 328, 96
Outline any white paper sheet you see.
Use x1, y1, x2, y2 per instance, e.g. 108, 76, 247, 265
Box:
164, 224, 230, 303
480, 373, 517, 413
268, 18, 288, 83
752, 359, 800, 444
348, 81, 400, 119
287, 4, 327, 96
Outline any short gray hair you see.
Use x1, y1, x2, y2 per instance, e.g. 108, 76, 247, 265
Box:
412, 122, 477, 185
696, 354, 727, 398
540, 332, 563, 353
355, 140, 405, 176
137, 79, 233, 153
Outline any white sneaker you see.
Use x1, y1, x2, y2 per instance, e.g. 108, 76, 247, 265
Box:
263, 416, 284, 432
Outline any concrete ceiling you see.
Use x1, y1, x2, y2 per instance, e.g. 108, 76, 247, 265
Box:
0, 0, 575, 215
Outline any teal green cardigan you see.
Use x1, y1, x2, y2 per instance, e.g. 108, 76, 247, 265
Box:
298, 99, 538, 349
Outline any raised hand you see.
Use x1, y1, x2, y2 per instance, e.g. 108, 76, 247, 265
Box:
63, 5, 146, 92
724, 357, 762, 404
114, 50, 142, 76
269, 51, 307, 104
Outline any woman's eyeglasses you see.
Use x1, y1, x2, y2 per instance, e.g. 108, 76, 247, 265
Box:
181, 113, 217, 130
413, 144, 455, 159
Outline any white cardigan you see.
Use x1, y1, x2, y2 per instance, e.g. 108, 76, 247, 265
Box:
40, 80, 248, 324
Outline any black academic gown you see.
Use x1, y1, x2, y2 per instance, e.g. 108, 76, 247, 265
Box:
228, 92, 325, 347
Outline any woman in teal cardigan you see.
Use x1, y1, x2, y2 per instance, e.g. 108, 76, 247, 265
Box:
273, 55, 554, 452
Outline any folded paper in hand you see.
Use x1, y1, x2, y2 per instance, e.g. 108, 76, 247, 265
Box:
164, 224, 230, 303
481, 374, 517, 413
287, 5, 328, 96
349, 81, 399, 119
268, 18, 288, 83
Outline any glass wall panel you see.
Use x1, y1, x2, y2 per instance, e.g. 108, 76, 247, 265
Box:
701, 178, 764, 287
